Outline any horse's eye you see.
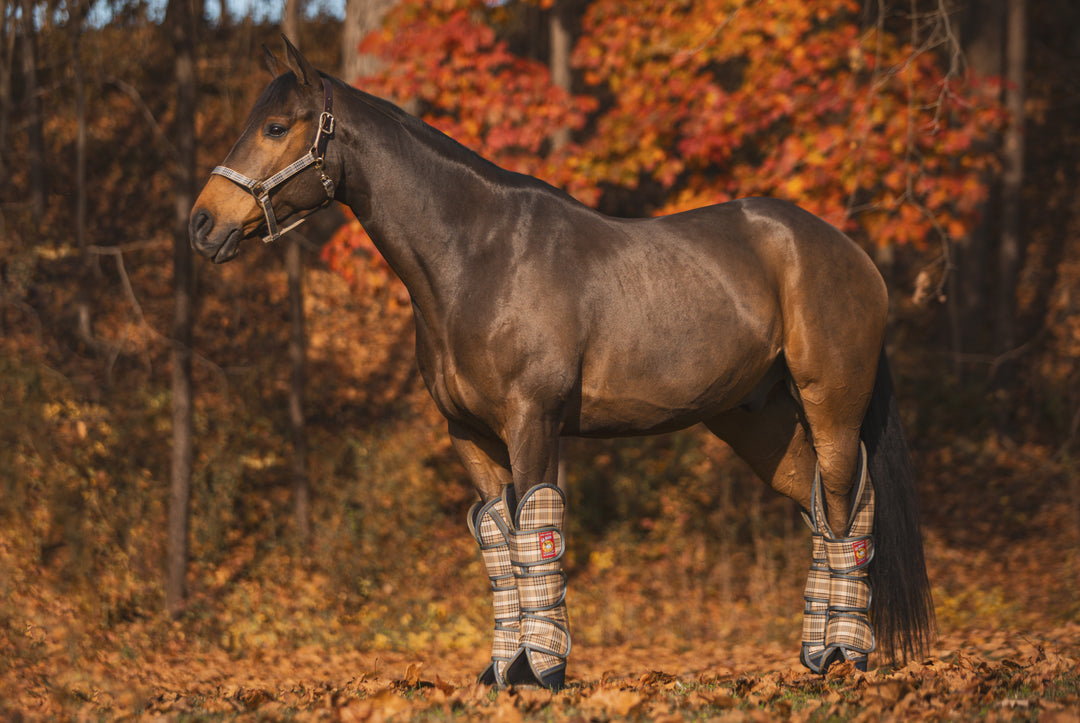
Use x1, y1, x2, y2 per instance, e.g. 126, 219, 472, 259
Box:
265, 123, 288, 138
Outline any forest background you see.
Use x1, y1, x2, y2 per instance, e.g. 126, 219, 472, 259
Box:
2, 0, 1079, 719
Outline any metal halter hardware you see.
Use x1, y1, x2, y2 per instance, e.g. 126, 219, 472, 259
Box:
211, 76, 336, 244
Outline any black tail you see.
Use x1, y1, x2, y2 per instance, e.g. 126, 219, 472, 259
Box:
862, 349, 935, 663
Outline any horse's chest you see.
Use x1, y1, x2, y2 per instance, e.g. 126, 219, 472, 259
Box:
414, 319, 488, 426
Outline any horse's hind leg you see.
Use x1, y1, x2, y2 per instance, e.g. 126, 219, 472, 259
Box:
786, 343, 880, 535
783, 307, 885, 672
709, 330, 882, 673
704, 383, 817, 509
788, 369, 878, 673
706, 388, 833, 669
787, 242, 887, 532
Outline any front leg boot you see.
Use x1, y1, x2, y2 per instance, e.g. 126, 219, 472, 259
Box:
468, 493, 520, 687
504, 483, 570, 690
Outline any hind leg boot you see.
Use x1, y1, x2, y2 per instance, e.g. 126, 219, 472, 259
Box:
800, 527, 831, 671
801, 442, 875, 673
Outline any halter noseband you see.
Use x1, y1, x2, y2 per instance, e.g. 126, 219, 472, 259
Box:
211, 76, 336, 244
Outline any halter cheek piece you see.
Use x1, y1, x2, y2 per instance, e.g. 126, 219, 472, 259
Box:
211, 76, 336, 244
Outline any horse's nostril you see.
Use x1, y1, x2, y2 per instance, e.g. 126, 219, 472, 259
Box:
190, 209, 213, 243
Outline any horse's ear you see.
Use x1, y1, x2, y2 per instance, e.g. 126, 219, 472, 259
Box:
281, 34, 319, 88
263, 44, 285, 77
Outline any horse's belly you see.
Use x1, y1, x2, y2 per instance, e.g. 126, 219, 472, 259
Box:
572, 344, 775, 436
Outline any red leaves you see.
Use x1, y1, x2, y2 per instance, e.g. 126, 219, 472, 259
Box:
321, 209, 409, 304
325, 0, 1007, 286
359, 0, 594, 171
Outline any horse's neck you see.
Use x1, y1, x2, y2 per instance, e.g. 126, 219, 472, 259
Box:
337, 89, 507, 323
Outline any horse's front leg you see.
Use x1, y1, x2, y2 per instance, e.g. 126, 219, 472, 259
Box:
451, 423, 518, 687
453, 414, 570, 690
501, 410, 570, 690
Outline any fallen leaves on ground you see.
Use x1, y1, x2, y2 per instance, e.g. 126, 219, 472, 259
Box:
7, 626, 1079, 721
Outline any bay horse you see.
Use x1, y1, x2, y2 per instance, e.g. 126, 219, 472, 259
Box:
190, 38, 933, 688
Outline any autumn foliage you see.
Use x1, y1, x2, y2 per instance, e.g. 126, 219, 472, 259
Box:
324, 0, 1005, 289
4, 2, 1080, 721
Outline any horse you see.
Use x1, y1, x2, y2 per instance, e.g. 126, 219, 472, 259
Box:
190, 38, 934, 689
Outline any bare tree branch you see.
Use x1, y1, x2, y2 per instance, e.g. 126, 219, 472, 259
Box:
104, 75, 182, 168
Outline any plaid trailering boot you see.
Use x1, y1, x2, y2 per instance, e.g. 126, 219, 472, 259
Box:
504, 483, 571, 690
801, 442, 875, 673
822, 446, 875, 669
800, 526, 830, 669
467, 494, 520, 687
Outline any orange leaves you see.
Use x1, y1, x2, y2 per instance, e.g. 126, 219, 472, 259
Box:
359, 0, 594, 169
325, 0, 1007, 288
321, 210, 410, 305
576, 0, 1005, 244
577, 0, 1005, 246
60, 640, 1075, 721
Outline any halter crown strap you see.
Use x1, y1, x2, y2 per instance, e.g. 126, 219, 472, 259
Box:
211, 76, 336, 244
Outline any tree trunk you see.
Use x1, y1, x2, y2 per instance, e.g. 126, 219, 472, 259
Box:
19, 0, 45, 214
948, 0, 1005, 380
548, 1, 572, 151
283, 0, 301, 43
166, 0, 199, 618
341, 0, 397, 85
995, 0, 1026, 369
281, 6, 312, 542
963, 0, 1005, 79
286, 238, 311, 541
74, 26, 87, 256
72, 14, 98, 347
0, 0, 15, 178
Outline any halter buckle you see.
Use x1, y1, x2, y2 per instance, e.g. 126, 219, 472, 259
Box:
318, 111, 335, 136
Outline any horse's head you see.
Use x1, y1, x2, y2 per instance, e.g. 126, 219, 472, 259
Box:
190, 37, 339, 263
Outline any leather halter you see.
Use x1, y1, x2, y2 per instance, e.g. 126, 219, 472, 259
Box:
211, 76, 336, 244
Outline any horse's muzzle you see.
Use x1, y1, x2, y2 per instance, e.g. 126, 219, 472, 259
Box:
189, 208, 242, 264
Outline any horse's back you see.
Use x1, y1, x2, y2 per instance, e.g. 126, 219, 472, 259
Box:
648, 197, 873, 275
577, 196, 884, 337
643, 196, 888, 341
564, 197, 886, 435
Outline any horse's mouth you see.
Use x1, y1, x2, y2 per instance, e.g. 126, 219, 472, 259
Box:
212, 227, 245, 264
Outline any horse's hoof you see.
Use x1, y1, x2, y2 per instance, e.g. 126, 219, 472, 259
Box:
504, 648, 566, 691
476, 661, 499, 687
821, 650, 869, 676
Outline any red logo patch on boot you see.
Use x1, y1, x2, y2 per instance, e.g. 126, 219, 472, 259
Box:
539, 531, 557, 560
852, 538, 869, 566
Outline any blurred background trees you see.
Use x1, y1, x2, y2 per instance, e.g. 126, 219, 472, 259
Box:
1, 0, 1077, 660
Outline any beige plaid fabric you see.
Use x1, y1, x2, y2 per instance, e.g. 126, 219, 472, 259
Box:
468, 495, 520, 684
823, 453, 875, 657
800, 442, 876, 672
800, 531, 830, 666
506, 484, 570, 679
